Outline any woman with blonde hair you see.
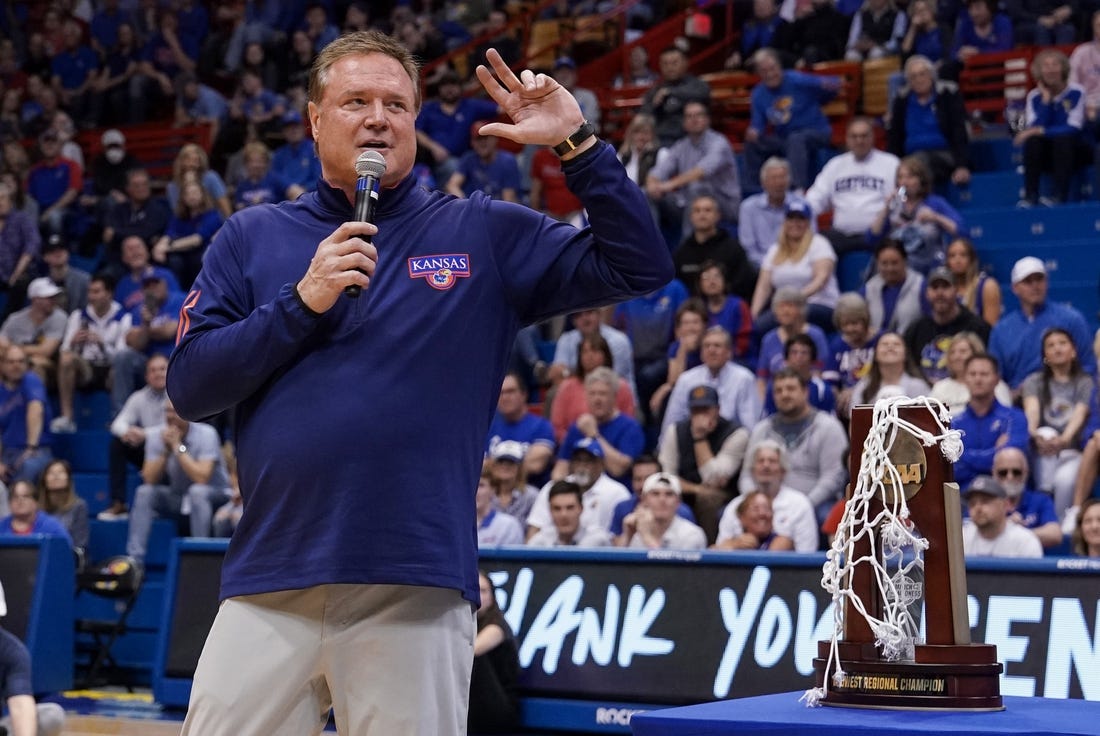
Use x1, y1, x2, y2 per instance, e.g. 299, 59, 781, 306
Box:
929, 331, 1011, 415
946, 237, 1001, 326
617, 112, 663, 186
153, 175, 225, 288
750, 198, 839, 335
167, 143, 232, 216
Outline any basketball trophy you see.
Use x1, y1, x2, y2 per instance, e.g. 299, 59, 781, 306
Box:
805, 396, 1004, 710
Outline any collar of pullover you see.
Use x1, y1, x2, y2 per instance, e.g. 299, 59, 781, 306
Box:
313, 173, 425, 220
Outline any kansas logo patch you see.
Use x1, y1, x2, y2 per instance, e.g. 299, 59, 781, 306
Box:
407, 254, 471, 290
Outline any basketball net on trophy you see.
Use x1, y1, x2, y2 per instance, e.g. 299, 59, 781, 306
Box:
804, 395, 1002, 711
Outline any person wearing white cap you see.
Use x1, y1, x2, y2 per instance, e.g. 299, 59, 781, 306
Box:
987, 255, 1095, 390
619, 472, 706, 550
84, 129, 140, 218
474, 463, 523, 547
0, 277, 67, 382
486, 440, 538, 525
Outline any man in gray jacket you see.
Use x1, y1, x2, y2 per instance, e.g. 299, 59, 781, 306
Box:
740, 367, 849, 523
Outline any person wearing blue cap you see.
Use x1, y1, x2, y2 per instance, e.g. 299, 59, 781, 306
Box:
271, 109, 322, 198
526, 434, 631, 541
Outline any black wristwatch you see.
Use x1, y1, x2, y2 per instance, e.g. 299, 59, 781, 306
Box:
553, 121, 597, 157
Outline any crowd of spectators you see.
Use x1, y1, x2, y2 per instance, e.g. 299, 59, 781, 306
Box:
0, 1, 1095, 566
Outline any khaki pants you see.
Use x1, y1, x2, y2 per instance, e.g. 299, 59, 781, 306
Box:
181, 583, 475, 736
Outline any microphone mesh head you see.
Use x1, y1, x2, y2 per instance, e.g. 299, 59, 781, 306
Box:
355, 150, 387, 178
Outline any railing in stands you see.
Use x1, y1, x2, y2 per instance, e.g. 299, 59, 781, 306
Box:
600, 62, 862, 149
74, 122, 214, 180
420, 0, 638, 83
957, 43, 1079, 124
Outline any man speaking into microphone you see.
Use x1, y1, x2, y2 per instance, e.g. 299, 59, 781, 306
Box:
167, 31, 672, 736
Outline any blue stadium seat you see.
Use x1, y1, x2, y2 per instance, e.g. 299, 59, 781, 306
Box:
55, 431, 111, 473
74, 390, 113, 430
836, 251, 872, 294
966, 203, 1100, 245
87, 518, 179, 569
951, 171, 1021, 209
73, 472, 111, 515
968, 136, 1017, 173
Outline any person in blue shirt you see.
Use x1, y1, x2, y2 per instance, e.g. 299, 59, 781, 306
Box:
233, 142, 290, 210
133, 11, 198, 123
168, 33, 671, 736
824, 292, 879, 417
175, 72, 229, 142
554, 367, 646, 487
301, 3, 340, 53
486, 372, 556, 486
988, 256, 1095, 390
223, 68, 287, 151
153, 178, 224, 289
416, 69, 500, 183
271, 110, 322, 198
0, 480, 71, 547
176, 0, 209, 60
613, 278, 689, 424
89, 0, 134, 56
952, 353, 1029, 488
726, 0, 788, 70
887, 56, 971, 188
991, 447, 1063, 549
763, 333, 836, 415
0, 596, 67, 735
744, 48, 840, 192
1014, 49, 1090, 207
114, 236, 181, 316
899, 0, 951, 66
951, 0, 1013, 64
867, 155, 966, 274
111, 268, 184, 417
50, 19, 100, 125
445, 123, 522, 202
0, 347, 53, 487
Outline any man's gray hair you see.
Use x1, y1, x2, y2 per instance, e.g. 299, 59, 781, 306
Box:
748, 439, 790, 472
584, 366, 620, 393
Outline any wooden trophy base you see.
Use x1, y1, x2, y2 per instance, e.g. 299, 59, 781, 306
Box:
813, 641, 1004, 711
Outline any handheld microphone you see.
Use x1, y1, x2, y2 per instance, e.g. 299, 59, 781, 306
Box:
345, 150, 387, 297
